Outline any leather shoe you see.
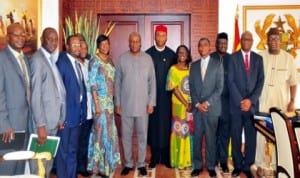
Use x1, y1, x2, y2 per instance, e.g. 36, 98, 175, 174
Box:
208, 169, 216, 177
164, 163, 172, 168
244, 170, 253, 178
121, 167, 133, 176
191, 169, 202, 177
221, 163, 229, 173
138, 167, 147, 176
77, 171, 92, 177
232, 168, 241, 177
148, 161, 156, 168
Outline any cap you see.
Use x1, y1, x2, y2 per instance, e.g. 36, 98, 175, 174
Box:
155, 25, 167, 33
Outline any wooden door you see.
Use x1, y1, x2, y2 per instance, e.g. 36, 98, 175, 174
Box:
99, 14, 190, 64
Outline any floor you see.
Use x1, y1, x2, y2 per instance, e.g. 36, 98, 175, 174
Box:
73, 145, 249, 178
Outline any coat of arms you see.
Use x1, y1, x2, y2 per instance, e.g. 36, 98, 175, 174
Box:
255, 14, 300, 58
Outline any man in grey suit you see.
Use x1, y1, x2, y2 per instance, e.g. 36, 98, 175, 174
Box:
29, 27, 66, 177
189, 37, 224, 178
115, 32, 156, 176
0, 23, 30, 175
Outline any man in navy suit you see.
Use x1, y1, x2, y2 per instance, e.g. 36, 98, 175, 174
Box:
55, 35, 87, 178
189, 37, 224, 178
228, 31, 264, 178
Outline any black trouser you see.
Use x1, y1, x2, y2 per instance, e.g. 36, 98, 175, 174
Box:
77, 119, 93, 172
150, 146, 170, 165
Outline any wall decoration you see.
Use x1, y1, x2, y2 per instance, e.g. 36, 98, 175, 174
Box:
0, 0, 40, 57
243, 5, 300, 72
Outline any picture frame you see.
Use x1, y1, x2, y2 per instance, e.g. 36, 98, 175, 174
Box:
0, 0, 41, 58
243, 5, 300, 72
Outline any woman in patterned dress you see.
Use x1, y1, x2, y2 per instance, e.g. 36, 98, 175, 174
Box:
87, 34, 121, 177
166, 45, 193, 169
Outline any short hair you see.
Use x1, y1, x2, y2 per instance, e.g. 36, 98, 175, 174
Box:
66, 34, 78, 45
267, 28, 280, 38
216, 32, 228, 40
96, 34, 109, 48
198, 37, 210, 47
74, 33, 86, 42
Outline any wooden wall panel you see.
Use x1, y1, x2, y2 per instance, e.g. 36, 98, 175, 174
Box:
62, 0, 218, 59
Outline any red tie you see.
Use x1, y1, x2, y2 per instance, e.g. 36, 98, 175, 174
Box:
245, 53, 249, 74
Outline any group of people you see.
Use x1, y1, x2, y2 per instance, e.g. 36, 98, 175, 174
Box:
0, 22, 298, 178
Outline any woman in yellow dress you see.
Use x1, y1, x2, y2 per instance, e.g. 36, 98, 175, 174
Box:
166, 45, 193, 169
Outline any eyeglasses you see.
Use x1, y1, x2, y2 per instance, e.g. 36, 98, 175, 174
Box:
8, 32, 26, 38
268, 37, 280, 42
70, 43, 81, 47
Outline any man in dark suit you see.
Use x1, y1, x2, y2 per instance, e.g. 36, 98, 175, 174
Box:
0, 23, 30, 175
189, 37, 224, 178
30, 27, 66, 177
210, 32, 231, 173
228, 31, 264, 178
55, 35, 87, 178
146, 25, 176, 168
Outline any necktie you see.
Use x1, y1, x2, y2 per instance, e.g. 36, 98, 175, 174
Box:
201, 60, 206, 80
50, 56, 65, 100
18, 54, 30, 103
75, 61, 84, 98
245, 53, 249, 74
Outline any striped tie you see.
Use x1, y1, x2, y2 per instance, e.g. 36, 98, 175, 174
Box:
18, 54, 30, 103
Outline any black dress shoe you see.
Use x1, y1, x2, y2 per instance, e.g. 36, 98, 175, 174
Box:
78, 171, 92, 177
50, 168, 56, 175
191, 169, 202, 177
148, 161, 156, 168
232, 168, 241, 177
244, 170, 253, 178
138, 167, 147, 176
208, 169, 216, 177
121, 167, 133, 176
221, 163, 229, 173
164, 163, 172, 168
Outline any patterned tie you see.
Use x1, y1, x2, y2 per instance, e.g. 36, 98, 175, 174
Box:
201, 60, 206, 80
18, 54, 30, 103
245, 53, 249, 74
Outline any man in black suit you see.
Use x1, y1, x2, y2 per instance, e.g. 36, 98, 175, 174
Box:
210, 32, 231, 173
228, 31, 264, 178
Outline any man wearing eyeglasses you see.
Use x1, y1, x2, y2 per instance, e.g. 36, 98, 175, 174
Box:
55, 35, 87, 178
0, 23, 30, 175
255, 28, 298, 172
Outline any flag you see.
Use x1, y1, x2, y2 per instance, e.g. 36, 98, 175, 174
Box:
232, 5, 241, 52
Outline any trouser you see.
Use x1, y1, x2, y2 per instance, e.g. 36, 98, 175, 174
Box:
122, 116, 148, 168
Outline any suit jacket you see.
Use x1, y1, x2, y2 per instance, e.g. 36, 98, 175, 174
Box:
56, 52, 87, 127
0, 47, 30, 133
228, 50, 264, 114
189, 56, 224, 117
30, 49, 66, 131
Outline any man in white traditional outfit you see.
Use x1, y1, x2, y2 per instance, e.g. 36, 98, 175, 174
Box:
255, 27, 298, 173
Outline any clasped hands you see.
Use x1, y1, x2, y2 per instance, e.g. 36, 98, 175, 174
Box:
240, 98, 252, 112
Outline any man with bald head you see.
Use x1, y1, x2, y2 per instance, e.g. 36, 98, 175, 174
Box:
115, 32, 156, 176
0, 23, 30, 174
29, 27, 66, 177
228, 31, 264, 178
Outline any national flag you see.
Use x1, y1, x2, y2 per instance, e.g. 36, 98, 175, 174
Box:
233, 5, 241, 52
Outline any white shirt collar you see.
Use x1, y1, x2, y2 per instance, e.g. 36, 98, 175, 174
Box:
154, 45, 166, 52
8, 45, 23, 59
